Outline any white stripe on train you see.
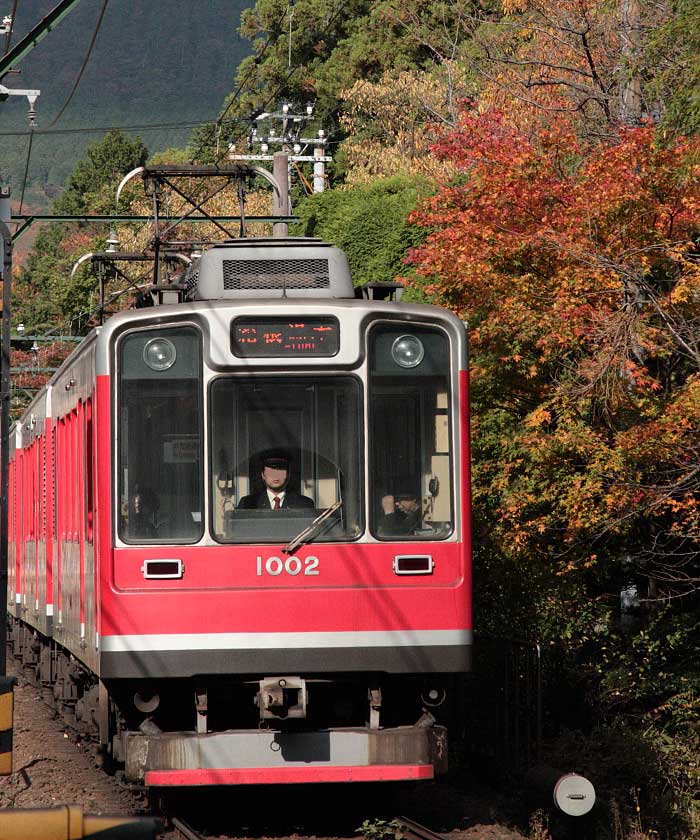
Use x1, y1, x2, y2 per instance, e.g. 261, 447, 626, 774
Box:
101, 628, 472, 652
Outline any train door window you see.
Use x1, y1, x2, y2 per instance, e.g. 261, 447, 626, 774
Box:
53, 425, 58, 538
85, 398, 94, 543
210, 376, 362, 544
56, 421, 62, 540
71, 410, 78, 540
369, 325, 454, 539
118, 326, 203, 543
38, 436, 44, 541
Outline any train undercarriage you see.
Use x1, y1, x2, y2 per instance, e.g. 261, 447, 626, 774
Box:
7, 617, 450, 785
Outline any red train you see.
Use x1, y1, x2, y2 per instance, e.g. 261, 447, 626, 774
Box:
7, 237, 472, 786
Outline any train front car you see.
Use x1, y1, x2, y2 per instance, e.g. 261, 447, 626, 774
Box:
100, 238, 472, 786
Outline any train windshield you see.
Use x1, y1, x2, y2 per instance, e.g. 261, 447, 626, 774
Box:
369, 324, 454, 540
118, 327, 204, 543
210, 376, 362, 543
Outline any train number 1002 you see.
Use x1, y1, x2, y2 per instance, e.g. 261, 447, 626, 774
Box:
256, 555, 320, 576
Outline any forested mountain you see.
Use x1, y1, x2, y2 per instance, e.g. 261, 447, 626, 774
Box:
0, 0, 250, 206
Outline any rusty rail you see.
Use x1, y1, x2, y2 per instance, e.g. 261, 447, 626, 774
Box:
395, 816, 446, 840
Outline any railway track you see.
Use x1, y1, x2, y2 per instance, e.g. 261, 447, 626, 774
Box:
171, 817, 202, 840
395, 816, 446, 840
170, 814, 446, 840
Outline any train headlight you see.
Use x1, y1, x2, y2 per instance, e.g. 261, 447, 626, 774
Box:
391, 334, 424, 368
143, 337, 177, 371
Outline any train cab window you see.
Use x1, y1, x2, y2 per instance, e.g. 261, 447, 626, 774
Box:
369, 325, 454, 540
210, 376, 362, 544
118, 327, 203, 543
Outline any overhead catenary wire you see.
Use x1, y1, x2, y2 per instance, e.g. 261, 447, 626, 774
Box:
0, 116, 247, 137
43, 0, 109, 130
188, 6, 291, 165
211, 0, 350, 165
18, 127, 33, 214
10, 0, 108, 197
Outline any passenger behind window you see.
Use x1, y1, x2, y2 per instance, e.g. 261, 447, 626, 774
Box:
127, 485, 159, 538
379, 478, 422, 536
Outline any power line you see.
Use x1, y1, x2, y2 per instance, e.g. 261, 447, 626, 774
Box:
43, 0, 109, 129
0, 116, 247, 137
188, 7, 290, 164
211, 1, 349, 165
215, 7, 289, 129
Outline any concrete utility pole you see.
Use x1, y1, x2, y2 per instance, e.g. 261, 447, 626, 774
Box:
272, 152, 290, 237
228, 102, 332, 237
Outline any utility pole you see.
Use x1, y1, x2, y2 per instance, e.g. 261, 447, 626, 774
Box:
0, 17, 44, 680
272, 152, 290, 238
228, 102, 332, 237
0, 188, 12, 677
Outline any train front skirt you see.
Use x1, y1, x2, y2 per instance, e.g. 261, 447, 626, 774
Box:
123, 724, 447, 785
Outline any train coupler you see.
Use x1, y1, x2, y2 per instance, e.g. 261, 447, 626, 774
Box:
256, 675, 307, 720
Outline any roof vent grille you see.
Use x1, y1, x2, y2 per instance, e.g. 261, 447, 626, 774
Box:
222, 258, 330, 291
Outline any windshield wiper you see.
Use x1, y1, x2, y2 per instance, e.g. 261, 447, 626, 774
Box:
283, 500, 343, 554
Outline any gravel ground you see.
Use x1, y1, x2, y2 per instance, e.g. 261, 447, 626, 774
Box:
0, 664, 527, 840
0, 665, 139, 817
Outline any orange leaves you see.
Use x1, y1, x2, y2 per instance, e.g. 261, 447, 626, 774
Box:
409, 110, 700, 392
421, 107, 700, 587
526, 407, 552, 427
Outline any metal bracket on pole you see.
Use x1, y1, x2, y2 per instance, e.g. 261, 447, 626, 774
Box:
0, 85, 40, 126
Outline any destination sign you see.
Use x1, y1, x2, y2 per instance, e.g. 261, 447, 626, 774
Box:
231, 317, 340, 357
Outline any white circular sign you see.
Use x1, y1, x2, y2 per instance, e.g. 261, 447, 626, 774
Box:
553, 773, 596, 817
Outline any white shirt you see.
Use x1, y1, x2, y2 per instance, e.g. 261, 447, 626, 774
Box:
266, 489, 285, 509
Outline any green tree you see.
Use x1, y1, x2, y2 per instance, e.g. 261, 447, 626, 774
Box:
55, 130, 148, 214
191, 0, 479, 161
14, 131, 150, 334
644, 0, 700, 134
293, 176, 429, 292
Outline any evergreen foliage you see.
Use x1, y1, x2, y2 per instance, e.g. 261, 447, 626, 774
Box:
55, 130, 148, 214
13, 131, 150, 334
0, 0, 249, 203
644, 0, 700, 134
293, 176, 429, 293
192, 0, 477, 158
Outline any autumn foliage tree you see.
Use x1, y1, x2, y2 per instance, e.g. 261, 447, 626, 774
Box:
408, 108, 700, 622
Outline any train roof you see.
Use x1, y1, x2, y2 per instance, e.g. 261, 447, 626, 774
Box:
186, 237, 355, 301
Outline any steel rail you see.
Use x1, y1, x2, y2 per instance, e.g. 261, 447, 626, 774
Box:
172, 816, 205, 840
395, 816, 446, 840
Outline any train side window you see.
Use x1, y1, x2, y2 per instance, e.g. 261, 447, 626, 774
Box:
118, 326, 203, 544
368, 325, 454, 540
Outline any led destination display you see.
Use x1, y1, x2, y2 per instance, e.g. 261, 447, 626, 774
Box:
231, 317, 340, 357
